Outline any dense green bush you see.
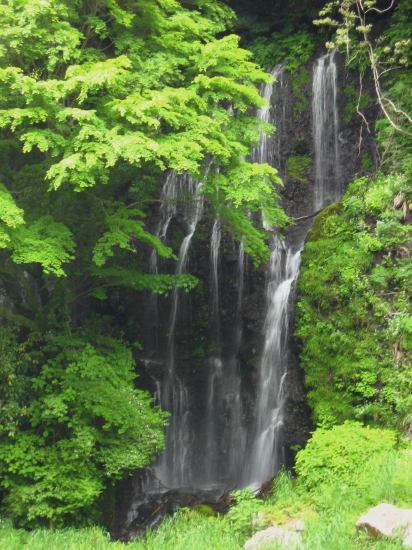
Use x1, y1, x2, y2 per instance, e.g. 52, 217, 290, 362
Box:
295, 422, 396, 490
297, 173, 412, 428
0, 330, 168, 527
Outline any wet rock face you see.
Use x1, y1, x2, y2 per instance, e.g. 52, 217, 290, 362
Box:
111, 470, 230, 542
111, 50, 381, 535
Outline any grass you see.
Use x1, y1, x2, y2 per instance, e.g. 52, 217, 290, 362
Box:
0, 523, 122, 550
1, 449, 412, 550
0, 515, 243, 550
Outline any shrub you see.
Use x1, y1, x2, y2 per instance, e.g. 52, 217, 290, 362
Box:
295, 422, 396, 490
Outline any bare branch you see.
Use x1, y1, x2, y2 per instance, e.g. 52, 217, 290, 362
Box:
363, 0, 396, 14
294, 208, 325, 222
356, 71, 371, 148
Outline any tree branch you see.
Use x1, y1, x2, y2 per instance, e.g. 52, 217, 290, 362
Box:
293, 208, 325, 222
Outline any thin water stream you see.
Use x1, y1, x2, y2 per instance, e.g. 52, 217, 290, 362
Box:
155, 172, 204, 487
313, 50, 342, 209
246, 242, 301, 485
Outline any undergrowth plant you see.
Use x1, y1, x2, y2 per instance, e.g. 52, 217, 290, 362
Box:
295, 422, 396, 490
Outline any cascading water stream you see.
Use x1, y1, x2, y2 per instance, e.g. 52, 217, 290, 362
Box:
243, 62, 301, 485
210, 218, 221, 343
147, 170, 180, 354
203, 217, 222, 483
246, 242, 301, 485
312, 49, 342, 210
225, 240, 247, 481
155, 172, 204, 487
251, 63, 285, 166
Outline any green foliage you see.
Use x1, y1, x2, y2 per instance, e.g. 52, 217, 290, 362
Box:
0, 327, 29, 438
295, 422, 396, 490
247, 28, 318, 72
297, 172, 412, 427
372, 1, 412, 178
342, 85, 372, 124
127, 509, 244, 550
0, 521, 121, 550
9, 217, 75, 277
291, 68, 311, 112
0, 184, 24, 229
218, 205, 272, 266
0, 185, 74, 276
361, 153, 374, 172
227, 489, 265, 537
286, 154, 311, 183
0, 329, 168, 526
92, 206, 176, 267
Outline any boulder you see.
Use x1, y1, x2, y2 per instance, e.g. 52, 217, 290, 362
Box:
284, 519, 305, 532
356, 503, 412, 546
244, 526, 302, 550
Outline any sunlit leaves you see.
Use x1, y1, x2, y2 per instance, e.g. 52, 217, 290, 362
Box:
0, 184, 24, 228
92, 206, 176, 266
10, 216, 75, 276
0, 334, 168, 522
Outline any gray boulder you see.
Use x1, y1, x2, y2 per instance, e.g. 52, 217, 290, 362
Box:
356, 503, 412, 546
244, 526, 302, 550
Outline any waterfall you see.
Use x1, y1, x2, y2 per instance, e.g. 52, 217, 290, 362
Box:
272, 70, 286, 174
116, 44, 356, 536
312, 50, 342, 210
243, 61, 302, 485
225, 240, 247, 480
147, 170, 180, 354
210, 218, 221, 344
203, 217, 222, 483
251, 63, 285, 166
246, 242, 301, 485
155, 172, 204, 487
146, 53, 342, 491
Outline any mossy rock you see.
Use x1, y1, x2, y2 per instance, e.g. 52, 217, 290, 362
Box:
194, 505, 216, 517
307, 202, 343, 242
